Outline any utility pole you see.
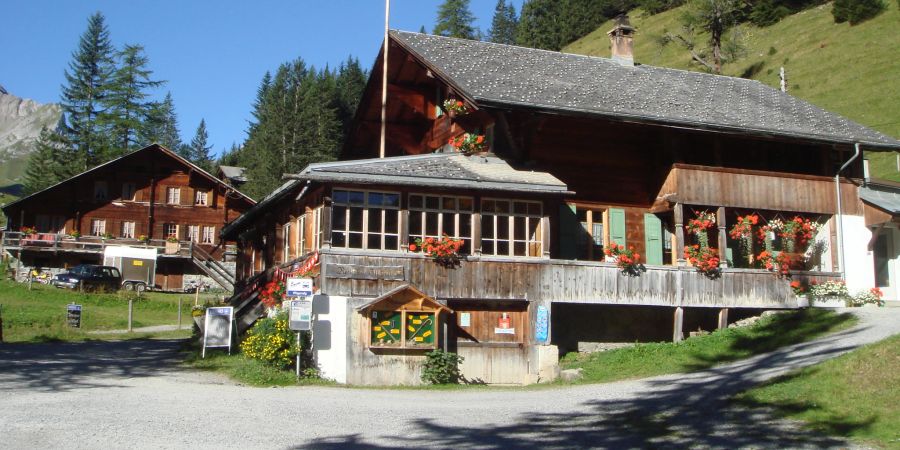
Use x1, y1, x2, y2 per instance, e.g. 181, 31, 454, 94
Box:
380, 0, 390, 158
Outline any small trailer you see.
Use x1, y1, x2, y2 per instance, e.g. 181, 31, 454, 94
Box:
103, 245, 157, 292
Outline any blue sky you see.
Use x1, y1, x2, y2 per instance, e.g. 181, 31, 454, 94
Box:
2, 0, 523, 156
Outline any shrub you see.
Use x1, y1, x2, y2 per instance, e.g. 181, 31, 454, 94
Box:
421, 349, 464, 384
240, 313, 299, 368
638, 0, 685, 15
833, 0, 885, 24
750, 0, 792, 26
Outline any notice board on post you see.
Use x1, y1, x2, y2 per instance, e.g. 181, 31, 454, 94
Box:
67, 304, 82, 328
289, 298, 313, 331
203, 306, 234, 358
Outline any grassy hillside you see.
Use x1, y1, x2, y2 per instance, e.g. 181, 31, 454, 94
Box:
564, 2, 900, 180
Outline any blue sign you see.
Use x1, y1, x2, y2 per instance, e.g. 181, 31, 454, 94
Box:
286, 278, 313, 297
535, 305, 549, 343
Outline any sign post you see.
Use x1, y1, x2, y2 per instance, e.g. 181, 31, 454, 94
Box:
202, 306, 234, 358
289, 298, 313, 379
67, 303, 82, 328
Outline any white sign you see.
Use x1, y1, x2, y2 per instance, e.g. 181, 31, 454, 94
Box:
286, 277, 313, 297
494, 327, 516, 335
459, 312, 471, 327
289, 299, 313, 331
203, 306, 234, 358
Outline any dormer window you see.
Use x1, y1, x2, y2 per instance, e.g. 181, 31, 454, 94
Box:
94, 181, 108, 202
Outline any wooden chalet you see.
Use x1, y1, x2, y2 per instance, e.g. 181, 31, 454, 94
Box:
1, 144, 256, 291
223, 26, 900, 385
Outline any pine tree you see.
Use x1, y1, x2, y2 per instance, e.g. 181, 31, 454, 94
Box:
433, 0, 478, 39
142, 92, 182, 151
104, 44, 164, 158
488, 0, 519, 44
188, 119, 214, 172
60, 12, 116, 171
335, 57, 368, 138
517, 0, 565, 50
23, 128, 70, 194
419, 25, 427, 34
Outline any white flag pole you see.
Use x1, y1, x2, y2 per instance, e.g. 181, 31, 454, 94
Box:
380, 0, 390, 158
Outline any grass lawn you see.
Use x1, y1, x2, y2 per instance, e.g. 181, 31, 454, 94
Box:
185, 351, 336, 387
561, 309, 857, 384
738, 334, 900, 448
0, 278, 219, 342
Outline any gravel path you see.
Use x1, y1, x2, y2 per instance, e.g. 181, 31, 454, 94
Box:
1, 307, 898, 449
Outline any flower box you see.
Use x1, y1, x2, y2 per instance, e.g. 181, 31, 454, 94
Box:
796, 295, 810, 308
811, 296, 847, 308
165, 241, 180, 254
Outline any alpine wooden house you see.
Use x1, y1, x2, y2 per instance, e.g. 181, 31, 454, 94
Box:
223, 25, 900, 385
1, 144, 256, 291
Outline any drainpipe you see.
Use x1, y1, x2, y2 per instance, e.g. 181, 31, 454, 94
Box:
834, 143, 861, 280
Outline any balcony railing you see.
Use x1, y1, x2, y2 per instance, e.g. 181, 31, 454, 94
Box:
1, 232, 193, 258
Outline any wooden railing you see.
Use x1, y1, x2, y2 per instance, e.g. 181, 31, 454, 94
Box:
318, 250, 841, 309
1, 232, 193, 258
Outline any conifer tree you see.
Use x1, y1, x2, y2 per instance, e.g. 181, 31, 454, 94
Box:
433, 0, 478, 39
60, 12, 116, 171
23, 128, 70, 194
335, 57, 368, 138
488, 0, 519, 44
188, 119, 214, 172
419, 25, 427, 34
142, 92, 182, 151
517, 0, 565, 50
104, 44, 164, 157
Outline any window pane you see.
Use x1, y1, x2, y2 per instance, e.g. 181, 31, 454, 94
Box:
348, 233, 363, 248
410, 212, 422, 236
333, 206, 347, 230
425, 196, 439, 210
409, 195, 423, 209
482, 200, 495, 213
368, 209, 383, 232
349, 208, 364, 231
497, 216, 509, 239
384, 235, 398, 250
385, 210, 399, 233
459, 214, 472, 238
528, 218, 541, 241
368, 192, 383, 206
332, 232, 346, 248
333, 190, 349, 204
514, 216, 526, 240
482, 240, 494, 255
425, 212, 439, 236
367, 234, 382, 250
442, 212, 456, 236
442, 197, 456, 210
528, 202, 542, 216
497, 241, 510, 256
514, 241, 527, 256
458, 197, 473, 211
514, 201, 528, 215
482, 215, 494, 238
383, 193, 400, 207
495, 200, 510, 214
348, 191, 365, 205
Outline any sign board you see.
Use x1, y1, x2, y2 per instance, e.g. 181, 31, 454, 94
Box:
459, 312, 471, 327
202, 306, 234, 358
325, 264, 405, 281
286, 277, 313, 297
67, 304, 82, 328
289, 299, 313, 331
535, 305, 549, 344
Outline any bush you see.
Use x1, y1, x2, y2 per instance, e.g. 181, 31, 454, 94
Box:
750, 0, 792, 26
638, 0, 685, 15
240, 313, 299, 368
421, 349, 464, 384
833, 0, 885, 24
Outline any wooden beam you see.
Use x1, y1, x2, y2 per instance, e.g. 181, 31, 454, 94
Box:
387, 83, 429, 117
717, 206, 727, 268
674, 203, 685, 266
717, 308, 729, 330
673, 307, 684, 342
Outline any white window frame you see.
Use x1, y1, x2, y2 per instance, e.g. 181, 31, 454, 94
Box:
121, 182, 136, 201
331, 189, 401, 251
121, 221, 136, 239
313, 207, 322, 250
481, 198, 543, 257
164, 223, 179, 239
166, 187, 181, 205
297, 214, 307, 257
94, 181, 108, 202
91, 219, 106, 236
187, 225, 200, 243
282, 222, 291, 263
408, 193, 474, 253
202, 226, 215, 245
194, 190, 209, 206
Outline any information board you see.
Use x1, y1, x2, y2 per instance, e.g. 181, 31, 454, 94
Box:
289, 299, 313, 331
286, 278, 313, 297
202, 306, 234, 358
67, 304, 82, 328
535, 305, 549, 344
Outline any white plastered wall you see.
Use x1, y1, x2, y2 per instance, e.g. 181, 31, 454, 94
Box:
312, 295, 348, 384
841, 215, 875, 293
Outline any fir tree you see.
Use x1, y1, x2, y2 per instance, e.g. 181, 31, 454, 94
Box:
23, 128, 70, 194
419, 25, 427, 34
60, 12, 116, 171
433, 0, 478, 39
517, 0, 565, 50
142, 92, 182, 151
488, 0, 519, 44
188, 119, 214, 172
335, 57, 368, 138
104, 44, 164, 157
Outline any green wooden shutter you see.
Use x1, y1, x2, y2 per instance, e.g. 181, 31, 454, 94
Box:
609, 208, 626, 247
725, 246, 734, 267
559, 203, 578, 259
643, 213, 663, 265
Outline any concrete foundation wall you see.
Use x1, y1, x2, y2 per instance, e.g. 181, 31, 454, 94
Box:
313, 295, 348, 384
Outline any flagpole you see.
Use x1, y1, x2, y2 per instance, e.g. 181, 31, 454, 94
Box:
380, 0, 390, 159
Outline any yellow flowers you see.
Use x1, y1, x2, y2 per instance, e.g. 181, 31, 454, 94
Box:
239, 314, 299, 368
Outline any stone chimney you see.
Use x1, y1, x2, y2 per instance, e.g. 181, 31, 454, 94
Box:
607, 14, 636, 67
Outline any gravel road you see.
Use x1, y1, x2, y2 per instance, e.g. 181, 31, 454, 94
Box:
1, 307, 898, 449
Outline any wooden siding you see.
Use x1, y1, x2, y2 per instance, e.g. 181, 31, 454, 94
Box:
319, 250, 840, 309
655, 164, 862, 215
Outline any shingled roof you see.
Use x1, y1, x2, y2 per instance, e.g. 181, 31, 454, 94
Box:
288, 152, 571, 194
391, 30, 900, 150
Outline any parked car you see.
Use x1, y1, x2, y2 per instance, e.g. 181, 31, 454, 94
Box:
52, 264, 123, 292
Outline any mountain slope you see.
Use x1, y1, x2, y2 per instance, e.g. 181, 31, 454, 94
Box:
564, 2, 900, 180
0, 87, 63, 186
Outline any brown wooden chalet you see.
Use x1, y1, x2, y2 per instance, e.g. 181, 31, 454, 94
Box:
1, 144, 255, 291
221, 28, 900, 385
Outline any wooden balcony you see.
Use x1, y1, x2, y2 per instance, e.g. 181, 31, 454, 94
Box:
653, 163, 862, 215
1, 232, 193, 258
318, 249, 840, 309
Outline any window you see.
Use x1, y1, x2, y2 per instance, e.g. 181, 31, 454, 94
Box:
164, 223, 179, 240
481, 199, 543, 257
91, 219, 106, 236
331, 190, 400, 250
187, 225, 200, 243
576, 208, 605, 261
314, 207, 322, 250
166, 187, 181, 205
202, 226, 215, 244
194, 190, 209, 206
94, 181, 108, 201
409, 194, 473, 253
121, 183, 136, 201
282, 222, 291, 262
121, 221, 135, 239
297, 215, 307, 256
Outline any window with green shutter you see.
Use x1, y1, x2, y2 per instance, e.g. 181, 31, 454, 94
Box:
609, 208, 626, 246
644, 213, 663, 265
